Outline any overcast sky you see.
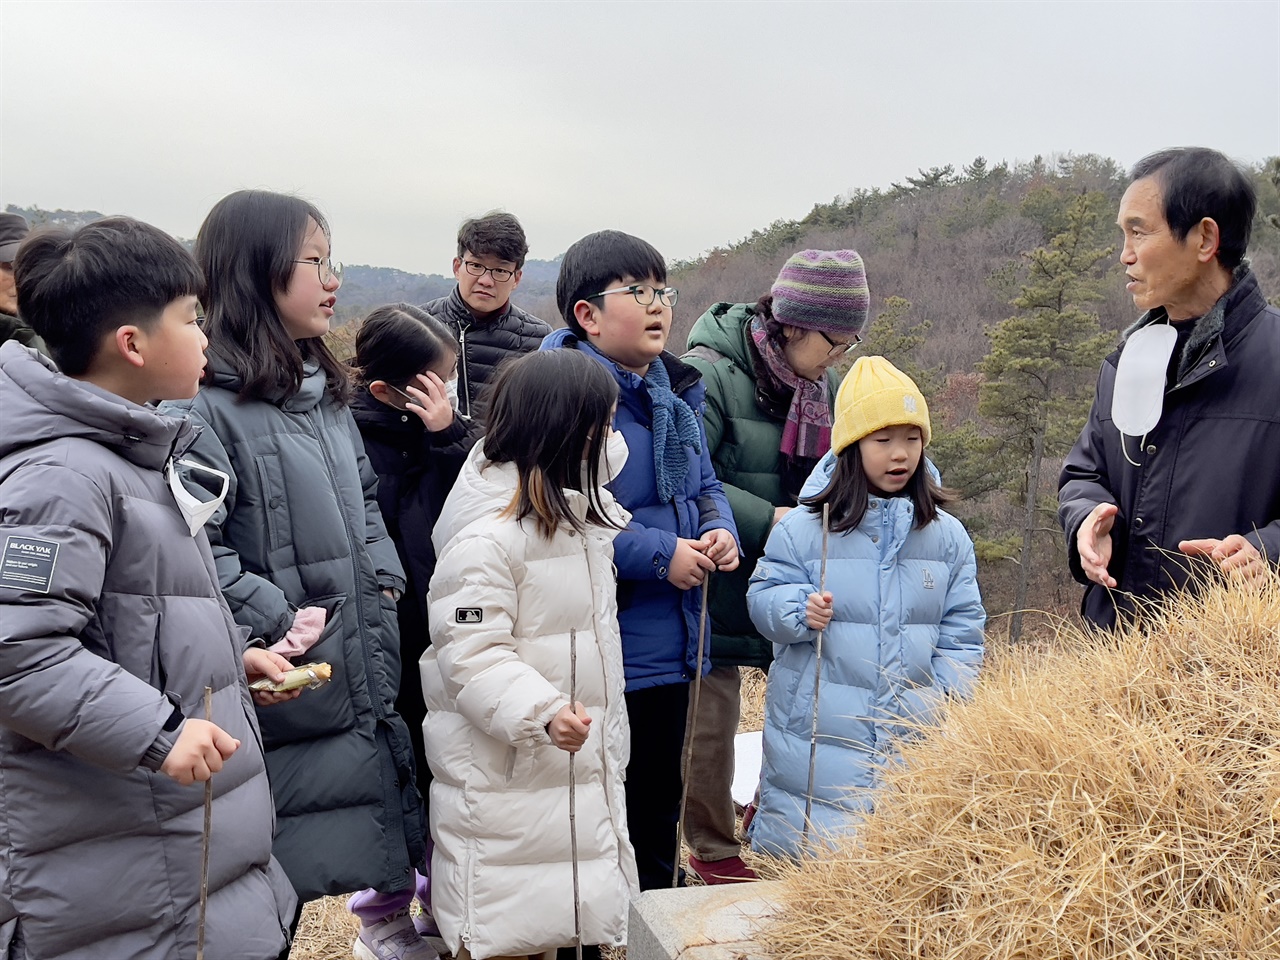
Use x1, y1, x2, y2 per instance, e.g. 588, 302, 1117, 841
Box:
3, 1, 1278, 273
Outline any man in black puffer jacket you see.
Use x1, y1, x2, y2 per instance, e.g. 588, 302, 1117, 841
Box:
420, 211, 551, 421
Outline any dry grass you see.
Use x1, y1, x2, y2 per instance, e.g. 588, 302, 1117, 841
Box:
739, 667, 768, 733
755, 573, 1280, 959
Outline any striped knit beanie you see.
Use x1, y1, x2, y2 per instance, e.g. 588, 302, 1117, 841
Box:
770, 249, 870, 336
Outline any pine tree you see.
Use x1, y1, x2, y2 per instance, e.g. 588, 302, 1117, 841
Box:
977, 192, 1115, 641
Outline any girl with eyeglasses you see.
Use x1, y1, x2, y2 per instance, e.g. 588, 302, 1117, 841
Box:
162, 190, 432, 960
676, 249, 870, 883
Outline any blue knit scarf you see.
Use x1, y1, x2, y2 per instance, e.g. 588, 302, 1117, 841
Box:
644, 357, 702, 503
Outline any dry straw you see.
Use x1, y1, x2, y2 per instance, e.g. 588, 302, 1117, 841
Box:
756, 572, 1280, 959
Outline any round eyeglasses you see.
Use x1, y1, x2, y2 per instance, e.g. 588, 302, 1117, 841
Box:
588, 283, 679, 308
462, 260, 517, 283
293, 257, 343, 285
817, 329, 862, 359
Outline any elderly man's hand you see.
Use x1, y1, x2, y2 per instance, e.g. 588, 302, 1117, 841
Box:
1077, 503, 1119, 588
1179, 535, 1266, 580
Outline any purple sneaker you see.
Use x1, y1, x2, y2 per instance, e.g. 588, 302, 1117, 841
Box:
352, 908, 440, 960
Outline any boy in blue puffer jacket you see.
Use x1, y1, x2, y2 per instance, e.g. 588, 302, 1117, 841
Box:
747, 357, 985, 859
542, 230, 740, 890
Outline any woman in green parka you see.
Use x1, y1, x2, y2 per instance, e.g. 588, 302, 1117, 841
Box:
680, 249, 870, 883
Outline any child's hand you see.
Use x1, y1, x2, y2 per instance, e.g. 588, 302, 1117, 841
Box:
667, 538, 716, 589
243, 647, 303, 706
547, 701, 592, 753
159, 719, 240, 785
699, 529, 740, 572
805, 591, 834, 631
772, 506, 792, 527
403, 372, 455, 433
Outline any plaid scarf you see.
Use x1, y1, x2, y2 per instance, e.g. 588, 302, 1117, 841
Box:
750, 313, 832, 461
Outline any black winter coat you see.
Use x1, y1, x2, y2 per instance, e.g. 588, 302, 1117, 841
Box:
162, 360, 427, 902
1059, 267, 1280, 629
351, 391, 479, 778
420, 288, 551, 421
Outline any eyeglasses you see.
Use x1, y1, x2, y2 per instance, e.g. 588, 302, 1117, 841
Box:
817, 329, 861, 359
293, 257, 343, 285
462, 260, 517, 283
588, 283, 679, 308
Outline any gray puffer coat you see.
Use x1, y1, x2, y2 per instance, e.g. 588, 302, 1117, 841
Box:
0, 342, 295, 960
162, 358, 426, 902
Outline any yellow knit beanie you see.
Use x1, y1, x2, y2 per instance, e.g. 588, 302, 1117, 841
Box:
831, 356, 931, 453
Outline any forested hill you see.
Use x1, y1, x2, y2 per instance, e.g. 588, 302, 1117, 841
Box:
2, 204, 561, 322
11, 155, 1280, 635
631, 152, 1278, 637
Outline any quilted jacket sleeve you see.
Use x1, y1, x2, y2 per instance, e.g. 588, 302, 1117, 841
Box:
428, 534, 566, 747
931, 528, 986, 699
0, 465, 172, 772
347, 411, 406, 594
1058, 372, 1120, 586
746, 516, 817, 646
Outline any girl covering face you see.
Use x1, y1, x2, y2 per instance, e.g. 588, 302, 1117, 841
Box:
350, 302, 480, 873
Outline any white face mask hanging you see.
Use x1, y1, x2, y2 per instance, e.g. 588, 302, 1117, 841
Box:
166, 457, 230, 537
445, 377, 459, 412
1111, 322, 1178, 463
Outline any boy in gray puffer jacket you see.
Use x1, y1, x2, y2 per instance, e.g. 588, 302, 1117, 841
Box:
0, 218, 296, 960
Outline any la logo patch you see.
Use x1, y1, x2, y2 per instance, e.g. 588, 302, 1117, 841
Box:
922, 569, 935, 590
455, 608, 483, 624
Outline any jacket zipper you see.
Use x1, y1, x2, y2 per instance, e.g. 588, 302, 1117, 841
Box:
306, 408, 385, 723
457, 318, 473, 418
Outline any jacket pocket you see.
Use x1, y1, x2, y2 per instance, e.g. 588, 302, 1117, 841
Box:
255, 595, 358, 749
253, 453, 291, 553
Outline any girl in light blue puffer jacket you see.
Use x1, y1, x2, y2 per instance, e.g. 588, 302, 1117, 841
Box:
746, 357, 986, 859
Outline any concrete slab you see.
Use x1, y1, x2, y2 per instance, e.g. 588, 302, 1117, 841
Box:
627, 881, 781, 960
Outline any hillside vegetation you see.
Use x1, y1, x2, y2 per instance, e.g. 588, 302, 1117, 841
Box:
11, 153, 1279, 635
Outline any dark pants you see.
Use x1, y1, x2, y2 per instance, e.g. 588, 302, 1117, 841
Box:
624, 682, 691, 891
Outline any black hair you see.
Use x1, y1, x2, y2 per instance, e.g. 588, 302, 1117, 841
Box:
457, 211, 529, 268
485, 350, 622, 539
556, 230, 667, 338
752, 293, 790, 352
353, 302, 458, 388
1130, 148, 1257, 270
14, 216, 202, 376
195, 189, 350, 404
801, 443, 956, 533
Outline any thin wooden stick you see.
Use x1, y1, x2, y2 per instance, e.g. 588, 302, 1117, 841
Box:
568, 628, 583, 960
674, 576, 711, 887
197, 685, 213, 960
803, 503, 831, 850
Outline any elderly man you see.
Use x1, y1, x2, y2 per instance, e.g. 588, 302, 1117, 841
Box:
1059, 147, 1280, 629
0, 213, 47, 354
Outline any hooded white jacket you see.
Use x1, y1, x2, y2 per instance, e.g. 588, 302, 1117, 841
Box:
424, 443, 639, 959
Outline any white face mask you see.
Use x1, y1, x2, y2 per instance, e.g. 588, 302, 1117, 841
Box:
600, 429, 629, 482
445, 377, 459, 411
166, 457, 230, 537
1111, 322, 1178, 437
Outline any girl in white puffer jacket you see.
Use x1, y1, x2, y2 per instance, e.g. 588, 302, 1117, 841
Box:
424, 350, 639, 960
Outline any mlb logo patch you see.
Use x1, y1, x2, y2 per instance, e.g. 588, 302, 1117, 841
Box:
455, 608, 483, 624
922, 569, 935, 590
903, 395, 918, 414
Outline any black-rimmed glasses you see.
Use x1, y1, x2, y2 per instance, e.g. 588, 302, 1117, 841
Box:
818, 329, 861, 359
462, 260, 517, 283
293, 257, 343, 285
588, 283, 679, 308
